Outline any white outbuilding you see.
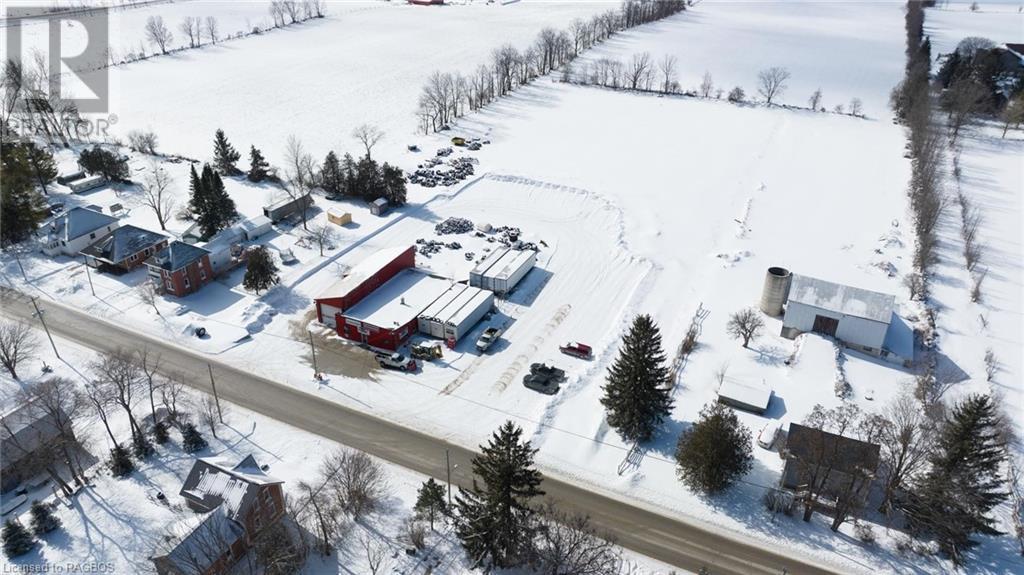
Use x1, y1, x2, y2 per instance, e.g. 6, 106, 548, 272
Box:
780, 274, 912, 366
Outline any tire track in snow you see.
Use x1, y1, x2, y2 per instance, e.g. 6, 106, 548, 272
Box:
493, 304, 572, 393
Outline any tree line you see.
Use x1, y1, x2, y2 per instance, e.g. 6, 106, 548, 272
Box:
415, 0, 687, 133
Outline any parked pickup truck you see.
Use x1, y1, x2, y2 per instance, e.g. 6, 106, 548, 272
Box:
558, 341, 593, 359
476, 327, 503, 352
529, 363, 566, 382
375, 352, 417, 372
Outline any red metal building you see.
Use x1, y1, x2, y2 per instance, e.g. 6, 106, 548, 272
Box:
314, 246, 419, 350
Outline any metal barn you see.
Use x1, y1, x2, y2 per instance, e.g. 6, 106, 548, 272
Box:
781, 275, 894, 356
469, 248, 535, 295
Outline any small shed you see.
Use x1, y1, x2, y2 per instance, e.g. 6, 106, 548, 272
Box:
235, 215, 272, 240
263, 194, 313, 223
370, 198, 389, 216
717, 377, 772, 414
327, 209, 352, 226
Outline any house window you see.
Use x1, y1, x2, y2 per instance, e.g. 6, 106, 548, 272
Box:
199, 269, 207, 281
89, 233, 96, 239
184, 276, 191, 289
165, 280, 174, 293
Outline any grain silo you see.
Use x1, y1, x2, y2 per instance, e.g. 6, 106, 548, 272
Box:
759, 267, 792, 316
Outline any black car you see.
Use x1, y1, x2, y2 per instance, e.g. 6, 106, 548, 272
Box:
529, 363, 565, 381
523, 374, 559, 395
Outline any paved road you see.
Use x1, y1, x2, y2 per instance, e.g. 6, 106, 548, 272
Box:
0, 288, 844, 575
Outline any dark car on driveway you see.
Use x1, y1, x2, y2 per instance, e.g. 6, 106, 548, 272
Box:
529, 363, 565, 381
523, 373, 559, 395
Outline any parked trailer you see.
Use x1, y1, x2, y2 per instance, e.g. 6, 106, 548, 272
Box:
68, 175, 107, 194
417, 283, 494, 342
469, 248, 536, 295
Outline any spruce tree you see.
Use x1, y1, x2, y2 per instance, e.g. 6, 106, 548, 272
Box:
209, 170, 238, 227
0, 143, 49, 246
904, 394, 1008, 565
2, 520, 35, 558
243, 246, 279, 295
414, 478, 448, 530
340, 153, 357, 196
26, 143, 58, 194
320, 151, 344, 196
247, 145, 269, 182
455, 421, 544, 569
29, 500, 61, 536
381, 163, 407, 206
600, 314, 673, 442
212, 129, 241, 175
181, 422, 208, 453
675, 402, 753, 494
187, 164, 205, 217
109, 444, 135, 477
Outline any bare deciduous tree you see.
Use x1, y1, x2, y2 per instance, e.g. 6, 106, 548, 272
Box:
16, 377, 88, 487
322, 448, 388, 520
145, 16, 173, 54
199, 395, 223, 439
849, 97, 864, 117
808, 88, 823, 111
942, 76, 988, 141
0, 320, 39, 379
141, 161, 175, 231
283, 135, 317, 231
756, 66, 791, 105
308, 223, 337, 257
626, 52, 652, 90
698, 70, 714, 98
203, 16, 220, 44
533, 503, 623, 575
877, 393, 933, 515
352, 124, 384, 160
658, 55, 678, 94
91, 350, 147, 448
127, 129, 158, 154
179, 17, 200, 48
359, 532, 391, 575
726, 308, 764, 348
293, 480, 345, 556
138, 281, 162, 315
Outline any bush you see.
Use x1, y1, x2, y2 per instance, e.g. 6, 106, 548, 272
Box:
181, 422, 208, 453
29, 501, 61, 536
675, 402, 753, 494
762, 488, 795, 517
133, 435, 155, 459
727, 86, 746, 103
152, 420, 170, 444
854, 522, 876, 545
127, 129, 159, 154
2, 520, 35, 558
109, 444, 135, 478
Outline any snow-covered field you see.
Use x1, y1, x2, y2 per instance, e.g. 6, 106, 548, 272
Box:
3, 0, 1023, 573
572, 0, 908, 117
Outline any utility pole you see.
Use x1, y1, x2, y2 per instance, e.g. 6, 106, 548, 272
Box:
207, 363, 223, 423
446, 448, 452, 506
307, 330, 319, 377
29, 296, 59, 359
83, 260, 95, 297
13, 250, 27, 281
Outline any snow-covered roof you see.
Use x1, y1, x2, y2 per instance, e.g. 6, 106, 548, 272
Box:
156, 505, 245, 575
80, 225, 166, 263
371, 197, 388, 207
344, 270, 452, 328
418, 282, 493, 326
201, 226, 245, 255
179, 454, 282, 521
316, 246, 413, 301
717, 377, 772, 412
786, 274, 895, 324
235, 214, 271, 233
0, 402, 65, 469
147, 241, 210, 272
40, 206, 118, 243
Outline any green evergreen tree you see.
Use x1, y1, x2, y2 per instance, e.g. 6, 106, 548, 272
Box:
381, 162, 407, 206
181, 422, 208, 453
414, 478, 448, 530
29, 500, 61, 536
320, 151, 344, 196
187, 164, 205, 215
209, 170, 238, 227
247, 145, 269, 182
212, 129, 241, 175
77, 146, 129, 181
455, 421, 544, 569
340, 153, 357, 196
109, 444, 135, 478
26, 143, 58, 194
193, 165, 237, 239
600, 314, 673, 442
0, 143, 49, 246
243, 246, 279, 295
904, 394, 1008, 566
675, 402, 753, 494
2, 520, 35, 558
353, 155, 381, 200
152, 420, 170, 444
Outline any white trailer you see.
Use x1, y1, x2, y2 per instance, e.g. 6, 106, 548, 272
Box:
469, 248, 535, 295
418, 283, 494, 342
68, 175, 107, 194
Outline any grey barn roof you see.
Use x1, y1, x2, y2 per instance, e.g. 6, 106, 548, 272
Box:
786, 423, 881, 476
42, 207, 117, 242
148, 241, 210, 272
159, 505, 245, 574
787, 274, 895, 324
179, 455, 282, 522
81, 225, 166, 263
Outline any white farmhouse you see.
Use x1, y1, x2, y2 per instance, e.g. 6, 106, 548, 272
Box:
37, 207, 119, 257
780, 274, 912, 366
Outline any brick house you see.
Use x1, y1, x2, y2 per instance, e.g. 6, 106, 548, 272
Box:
152, 455, 285, 575
781, 424, 881, 511
81, 225, 168, 274
146, 241, 213, 297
